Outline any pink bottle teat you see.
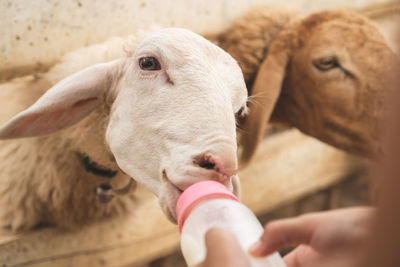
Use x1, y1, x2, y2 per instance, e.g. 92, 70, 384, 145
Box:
176, 180, 240, 232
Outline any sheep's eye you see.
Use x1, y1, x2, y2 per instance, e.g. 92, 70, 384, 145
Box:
139, 56, 161, 71
313, 56, 339, 71
236, 106, 246, 118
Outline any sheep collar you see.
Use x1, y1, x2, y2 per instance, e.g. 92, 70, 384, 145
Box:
77, 152, 118, 178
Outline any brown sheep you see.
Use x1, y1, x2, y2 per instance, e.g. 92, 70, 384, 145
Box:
211, 6, 399, 165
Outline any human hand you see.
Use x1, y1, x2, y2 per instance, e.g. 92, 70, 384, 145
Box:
249, 207, 375, 267
195, 227, 250, 267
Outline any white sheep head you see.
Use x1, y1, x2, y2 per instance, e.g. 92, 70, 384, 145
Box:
0, 28, 248, 222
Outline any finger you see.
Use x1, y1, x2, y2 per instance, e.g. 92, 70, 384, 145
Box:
249, 215, 318, 257
284, 245, 320, 267
201, 227, 251, 267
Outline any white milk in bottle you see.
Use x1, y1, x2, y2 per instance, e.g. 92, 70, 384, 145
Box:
176, 180, 286, 267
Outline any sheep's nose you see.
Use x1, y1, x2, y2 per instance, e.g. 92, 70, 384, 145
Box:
193, 149, 238, 181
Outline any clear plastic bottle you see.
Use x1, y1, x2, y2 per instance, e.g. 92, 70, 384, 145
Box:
176, 180, 286, 267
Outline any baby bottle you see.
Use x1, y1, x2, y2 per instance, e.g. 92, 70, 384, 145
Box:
176, 180, 286, 267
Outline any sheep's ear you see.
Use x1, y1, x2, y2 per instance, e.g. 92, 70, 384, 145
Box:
239, 48, 290, 167
0, 59, 125, 139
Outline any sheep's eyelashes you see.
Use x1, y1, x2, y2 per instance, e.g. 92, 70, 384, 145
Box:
313, 56, 339, 71
139, 56, 161, 71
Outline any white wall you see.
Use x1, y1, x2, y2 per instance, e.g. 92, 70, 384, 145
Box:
0, 0, 394, 80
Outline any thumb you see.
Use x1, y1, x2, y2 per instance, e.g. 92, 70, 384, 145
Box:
249, 216, 317, 257
196, 227, 251, 267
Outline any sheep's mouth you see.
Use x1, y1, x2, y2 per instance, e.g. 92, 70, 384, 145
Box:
161, 169, 183, 222
159, 169, 238, 223
162, 169, 183, 193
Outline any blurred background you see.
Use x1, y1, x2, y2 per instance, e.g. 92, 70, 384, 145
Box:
0, 0, 399, 266
1, 0, 399, 81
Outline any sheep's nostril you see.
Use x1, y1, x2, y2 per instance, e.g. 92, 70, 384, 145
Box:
199, 161, 216, 170
193, 151, 238, 178
194, 153, 219, 171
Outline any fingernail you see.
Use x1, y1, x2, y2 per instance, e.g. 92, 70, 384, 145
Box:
248, 240, 264, 257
